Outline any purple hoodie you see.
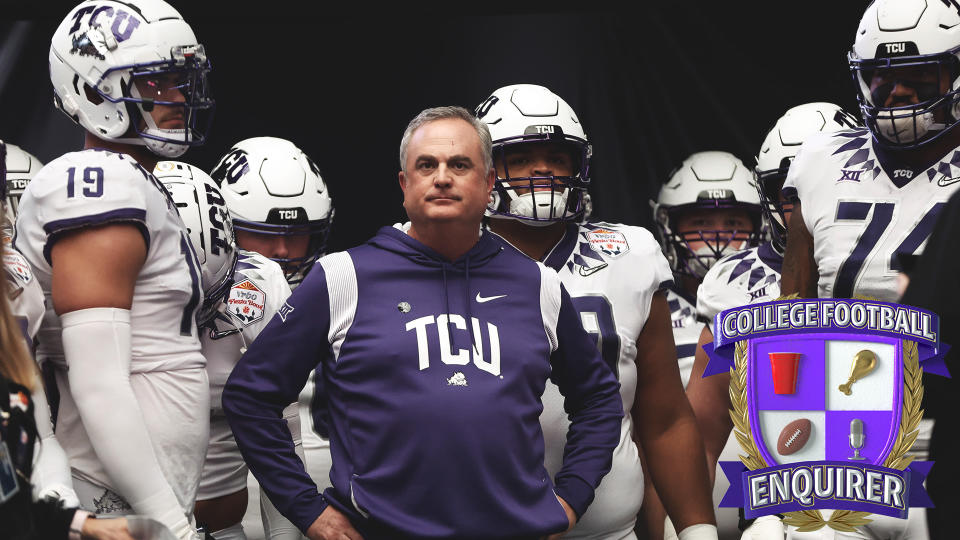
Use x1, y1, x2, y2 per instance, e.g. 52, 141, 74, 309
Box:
223, 227, 622, 539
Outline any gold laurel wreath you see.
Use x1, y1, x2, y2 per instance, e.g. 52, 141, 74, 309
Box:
728, 299, 924, 533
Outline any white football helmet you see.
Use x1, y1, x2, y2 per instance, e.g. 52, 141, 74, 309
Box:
49, 0, 213, 157
653, 151, 763, 278
849, 0, 960, 148
2, 143, 43, 224
155, 161, 237, 329
475, 84, 591, 224
756, 103, 860, 251
210, 137, 333, 286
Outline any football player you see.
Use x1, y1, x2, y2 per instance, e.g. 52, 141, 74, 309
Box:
478, 84, 717, 540
685, 103, 860, 540
781, 0, 960, 302
2, 140, 81, 519
210, 137, 334, 534
210, 137, 333, 289
2, 142, 43, 227
156, 161, 303, 540
14, 2, 214, 539
652, 152, 763, 387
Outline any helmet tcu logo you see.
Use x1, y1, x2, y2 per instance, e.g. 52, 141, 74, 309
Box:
475, 95, 499, 119
204, 183, 231, 256
211, 149, 250, 186
523, 125, 564, 136
68, 5, 142, 42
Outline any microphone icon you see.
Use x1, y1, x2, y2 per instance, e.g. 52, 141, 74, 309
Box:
848, 418, 866, 460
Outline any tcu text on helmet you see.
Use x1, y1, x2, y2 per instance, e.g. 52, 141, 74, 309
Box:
405, 314, 501, 376
205, 183, 230, 256
211, 149, 250, 186
68, 4, 142, 42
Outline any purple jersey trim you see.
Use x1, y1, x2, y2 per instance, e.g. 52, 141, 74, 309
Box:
757, 242, 784, 274
41, 208, 149, 264
542, 223, 580, 271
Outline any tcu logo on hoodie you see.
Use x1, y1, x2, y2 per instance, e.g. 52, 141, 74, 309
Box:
405, 314, 502, 376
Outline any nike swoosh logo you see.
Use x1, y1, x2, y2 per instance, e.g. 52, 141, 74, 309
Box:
476, 293, 507, 303
578, 263, 608, 277
938, 176, 960, 187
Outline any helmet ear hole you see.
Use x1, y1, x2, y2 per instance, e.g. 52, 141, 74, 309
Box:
83, 83, 104, 105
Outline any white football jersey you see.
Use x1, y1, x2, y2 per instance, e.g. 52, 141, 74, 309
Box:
202, 250, 291, 411
697, 242, 783, 333
784, 128, 960, 301
508, 221, 672, 539
198, 250, 292, 504
15, 149, 206, 372
695, 242, 783, 537
667, 288, 701, 388
14, 148, 208, 506
4, 242, 45, 344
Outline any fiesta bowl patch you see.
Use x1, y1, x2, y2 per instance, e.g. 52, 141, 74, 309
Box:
3, 251, 32, 284
228, 279, 266, 326
586, 228, 629, 258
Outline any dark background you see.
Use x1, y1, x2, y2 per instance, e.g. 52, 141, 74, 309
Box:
1, 2, 870, 251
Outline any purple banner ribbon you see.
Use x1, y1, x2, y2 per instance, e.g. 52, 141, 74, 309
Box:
719, 460, 933, 519
703, 300, 950, 378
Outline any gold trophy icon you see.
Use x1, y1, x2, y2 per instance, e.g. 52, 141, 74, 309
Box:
838, 349, 877, 396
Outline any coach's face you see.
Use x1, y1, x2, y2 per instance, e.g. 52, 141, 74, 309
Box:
399, 118, 494, 225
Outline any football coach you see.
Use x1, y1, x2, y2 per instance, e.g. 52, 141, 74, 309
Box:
223, 106, 623, 540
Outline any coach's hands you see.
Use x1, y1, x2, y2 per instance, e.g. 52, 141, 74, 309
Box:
542, 496, 577, 540
307, 506, 364, 540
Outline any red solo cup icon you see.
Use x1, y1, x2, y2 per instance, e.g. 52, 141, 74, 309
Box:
769, 352, 802, 394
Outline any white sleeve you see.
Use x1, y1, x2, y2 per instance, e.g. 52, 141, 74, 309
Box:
61, 307, 197, 540
26, 151, 150, 265
30, 380, 79, 508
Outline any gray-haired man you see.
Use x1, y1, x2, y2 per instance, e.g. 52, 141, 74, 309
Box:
224, 106, 624, 539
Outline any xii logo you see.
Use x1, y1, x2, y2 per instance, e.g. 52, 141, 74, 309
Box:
837, 169, 864, 183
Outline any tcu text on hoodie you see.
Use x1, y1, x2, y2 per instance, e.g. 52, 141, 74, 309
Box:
223, 226, 623, 539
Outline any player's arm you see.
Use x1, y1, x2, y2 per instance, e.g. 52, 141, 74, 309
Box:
51, 224, 196, 540
633, 291, 717, 538
547, 283, 623, 527
222, 263, 358, 539
780, 201, 818, 298
685, 325, 733, 485
30, 377, 79, 508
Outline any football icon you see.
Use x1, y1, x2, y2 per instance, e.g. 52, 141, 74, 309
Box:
777, 418, 812, 456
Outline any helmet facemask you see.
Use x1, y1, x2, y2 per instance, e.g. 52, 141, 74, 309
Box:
850, 47, 960, 148
105, 44, 214, 156
755, 167, 791, 253
660, 202, 763, 279
488, 135, 591, 224
232, 216, 333, 288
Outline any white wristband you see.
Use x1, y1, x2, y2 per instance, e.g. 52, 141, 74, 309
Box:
69, 510, 92, 540
678, 523, 719, 540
